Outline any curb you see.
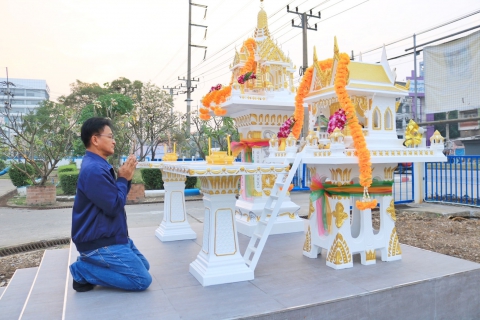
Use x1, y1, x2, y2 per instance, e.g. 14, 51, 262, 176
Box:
4, 195, 205, 210
0, 238, 71, 257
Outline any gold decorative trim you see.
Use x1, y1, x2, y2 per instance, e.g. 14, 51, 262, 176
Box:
384, 167, 396, 180
386, 199, 396, 221
329, 168, 352, 182
326, 233, 352, 265
384, 107, 393, 131
388, 228, 402, 257
330, 195, 349, 200
332, 202, 349, 228
308, 199, 314, 219
373, 106, 381, 130
303, 226, 312, 252
161, 170, 187, 182
366, 250, 376, 261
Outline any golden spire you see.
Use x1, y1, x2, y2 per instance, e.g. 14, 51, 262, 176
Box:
333, 36, 340, 62
313, 46, 318, 62
255, 0, 270, 39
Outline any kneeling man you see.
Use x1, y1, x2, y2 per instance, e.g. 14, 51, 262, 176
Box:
69, 117, 152, 292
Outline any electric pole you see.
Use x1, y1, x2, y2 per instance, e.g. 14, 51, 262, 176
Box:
1, 67, 15, 142
180, 0, 208, 135
287, 5, 321, 137
287, 5, 321, 75
163, 85, 180, 117
1, 67, 15, 112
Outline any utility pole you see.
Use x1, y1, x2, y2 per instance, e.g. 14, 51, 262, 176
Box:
1, 67, 15, 112
180, 0, 208, 135
287, 5, 320, 137
163, 85, 180, 117
287, 5, 321, 75
1, 67, 15, 141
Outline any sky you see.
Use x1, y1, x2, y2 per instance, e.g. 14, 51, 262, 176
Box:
1, 0, 479, 115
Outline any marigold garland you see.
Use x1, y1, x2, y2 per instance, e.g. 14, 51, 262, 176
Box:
199, 38, 257, 121
292, 66, 313, 139
334, 53, 375, 209
241, 38, 257, 75
317, 58, 333, 71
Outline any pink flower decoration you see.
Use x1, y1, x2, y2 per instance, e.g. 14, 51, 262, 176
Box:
327, 109, 347, 134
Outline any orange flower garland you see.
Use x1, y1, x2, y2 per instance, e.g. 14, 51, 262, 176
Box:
292, 66, 313, 139
318, 58, 333, 71
200, 38, 257, 121
241, 38, 257, 74
334, 53, 376, 210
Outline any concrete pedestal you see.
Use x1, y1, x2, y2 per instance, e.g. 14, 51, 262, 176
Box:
189, 177, 253, 286
155, 171, 196, 242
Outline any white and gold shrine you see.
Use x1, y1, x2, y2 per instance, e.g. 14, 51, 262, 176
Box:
221, 3, 304, 236
266, 39, 447, 269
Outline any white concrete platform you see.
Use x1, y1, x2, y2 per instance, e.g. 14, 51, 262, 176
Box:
1, 222, 479, 319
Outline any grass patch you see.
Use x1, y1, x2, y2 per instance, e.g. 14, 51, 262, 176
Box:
0, 172, 10, 180
11, 196, 26, 206
56, 186, 65, 196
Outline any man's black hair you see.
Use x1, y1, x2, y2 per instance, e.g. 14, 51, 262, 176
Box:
81, 117, 113, 148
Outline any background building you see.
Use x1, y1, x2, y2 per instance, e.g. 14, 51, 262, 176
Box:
0, 78, 50, 116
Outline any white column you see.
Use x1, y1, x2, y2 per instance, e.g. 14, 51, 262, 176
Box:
190, 175, 253, 286
155, 171, 196, 242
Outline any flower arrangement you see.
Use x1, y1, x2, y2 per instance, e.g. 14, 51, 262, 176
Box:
327, 109, 347, 134
209, 84, 222, 93
237, 72, 256, 84
199, 38, 257, 121
277, 117, 295, 138
334, 52, 376, 210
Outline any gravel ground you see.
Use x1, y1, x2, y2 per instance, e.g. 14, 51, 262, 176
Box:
1, 211, 479, 289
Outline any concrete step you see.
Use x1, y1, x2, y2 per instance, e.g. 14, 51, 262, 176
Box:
0, 267, 38, 319
0, 287, 5, 296
19, 248, 70, 320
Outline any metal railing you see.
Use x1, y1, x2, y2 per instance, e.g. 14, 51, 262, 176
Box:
425, 155, 480, 206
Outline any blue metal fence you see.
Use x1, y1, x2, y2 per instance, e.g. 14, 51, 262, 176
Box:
425, 155, 480, 206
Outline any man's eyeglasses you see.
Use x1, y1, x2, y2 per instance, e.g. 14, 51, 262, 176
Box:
95, 134, 115, 140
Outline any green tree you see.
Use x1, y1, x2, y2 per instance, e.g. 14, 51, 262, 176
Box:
0, 101, 79, 185
129, 82, 178, 161
184, 110, 239, 159
76, 93, 134, 169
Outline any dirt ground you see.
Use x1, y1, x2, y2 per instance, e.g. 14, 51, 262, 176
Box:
374, 210, 480, 264
1, 211, 479, 289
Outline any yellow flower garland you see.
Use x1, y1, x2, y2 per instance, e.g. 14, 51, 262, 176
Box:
334, 53, 376, 209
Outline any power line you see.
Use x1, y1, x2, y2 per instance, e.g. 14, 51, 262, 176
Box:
358, 8, 480, 56
160, 0, 310, 87
164, 0, 343, 87
281, 0, 370, 44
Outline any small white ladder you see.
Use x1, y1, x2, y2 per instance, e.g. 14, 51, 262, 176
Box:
243, 152, 304, 271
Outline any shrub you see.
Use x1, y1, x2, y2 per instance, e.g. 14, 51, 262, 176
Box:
0, 159, 6, 171
9, 162, 35, 187
58, 164, 77, 173
185, 177, 197, 189
141, 168, 163, 190
59, 171, 80, 195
